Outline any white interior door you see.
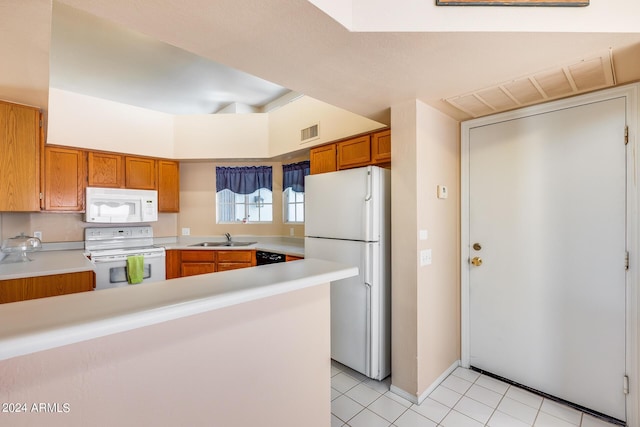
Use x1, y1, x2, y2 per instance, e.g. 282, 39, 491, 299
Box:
467, 96, 627, 420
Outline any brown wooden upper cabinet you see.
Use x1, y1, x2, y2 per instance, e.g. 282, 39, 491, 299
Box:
53, 148, 178, 212
337, 135, 371, 170
44, 146, 86, 212
309, 129, 391, 175
310, 143, 337, 175
0, 100, 42, 211
87, 151, 125, 188
157, 160, 180, 212
371, 129, 391, 165
87, 152, 156, 190
125, 156, 156, 190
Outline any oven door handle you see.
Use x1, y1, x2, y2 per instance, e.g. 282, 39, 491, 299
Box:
91, 253, 166, 263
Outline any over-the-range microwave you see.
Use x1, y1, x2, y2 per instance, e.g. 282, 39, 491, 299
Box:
85, 187, 158, 223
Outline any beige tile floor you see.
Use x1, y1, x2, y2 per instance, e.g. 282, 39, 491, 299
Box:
331, 361, 622, 427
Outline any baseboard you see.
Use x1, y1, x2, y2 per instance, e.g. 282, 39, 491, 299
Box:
389, 360, 461, 405
389, 385, 419, 404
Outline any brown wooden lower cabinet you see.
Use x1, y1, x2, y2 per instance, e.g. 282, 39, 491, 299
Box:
217, 250, 256, 271
182, 263, 216, 277
165, 250, 181, 279
167, 249, 257, 278
0, 270, 95, 304
180, 250, 216, 277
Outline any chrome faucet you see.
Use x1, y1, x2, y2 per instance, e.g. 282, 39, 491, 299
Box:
224, 233, 232, 242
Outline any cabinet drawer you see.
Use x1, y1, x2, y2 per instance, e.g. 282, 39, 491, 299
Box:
217, 262, 252, 272
217, 250, 254, 263
181, 250, 216, 262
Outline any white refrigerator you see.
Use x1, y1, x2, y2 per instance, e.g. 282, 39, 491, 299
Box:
305, 165, 391, 380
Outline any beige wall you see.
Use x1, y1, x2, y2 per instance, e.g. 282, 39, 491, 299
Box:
391, 99, 460, 399
0, 283, 331, 427
47, 89, 384, 162
174, 113, 270, 159
0, 212, 178, 242
0, 0, 50, 113
48, 88, 175, 158
268, 95, 386, 158
179, 158, 307, 238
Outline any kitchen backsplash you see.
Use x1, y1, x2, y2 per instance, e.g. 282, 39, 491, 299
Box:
0, 212, 178, 242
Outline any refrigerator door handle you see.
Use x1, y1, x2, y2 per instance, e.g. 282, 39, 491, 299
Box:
364, 169, 372, 240
364, 281, 372, 376
363, 241, 372, 375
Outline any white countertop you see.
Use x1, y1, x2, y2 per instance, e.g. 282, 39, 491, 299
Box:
0, 250, 95, 280
0, 259, 357, 361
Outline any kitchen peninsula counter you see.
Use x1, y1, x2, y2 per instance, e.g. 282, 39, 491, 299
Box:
0, 258, 350, 427
0, 258, 355, 361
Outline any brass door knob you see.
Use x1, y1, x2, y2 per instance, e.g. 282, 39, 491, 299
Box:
471, 257, 483, 267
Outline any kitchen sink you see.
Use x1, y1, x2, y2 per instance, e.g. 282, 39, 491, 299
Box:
189, 241, 257, 247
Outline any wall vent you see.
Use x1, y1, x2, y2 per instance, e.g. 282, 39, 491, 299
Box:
301, 123, 319, 143
445, 50, 616, 118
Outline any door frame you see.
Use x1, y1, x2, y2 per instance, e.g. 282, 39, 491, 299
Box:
460, 83, 639, 425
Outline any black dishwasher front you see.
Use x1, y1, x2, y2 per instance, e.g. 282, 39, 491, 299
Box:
255, 250, 286, 265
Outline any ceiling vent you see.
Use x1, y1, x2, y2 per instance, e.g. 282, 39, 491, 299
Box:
445, 50, 616, 118
301, 123, 319, 143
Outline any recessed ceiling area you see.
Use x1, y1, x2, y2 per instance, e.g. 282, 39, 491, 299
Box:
50, 2, 292, 115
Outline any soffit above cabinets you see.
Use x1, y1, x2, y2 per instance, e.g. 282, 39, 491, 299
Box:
445, 50, 615, 118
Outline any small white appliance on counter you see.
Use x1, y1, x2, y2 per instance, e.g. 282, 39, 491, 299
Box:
85, 187, 158, 223
305, 165, 391, 380
85, 226, 166, 290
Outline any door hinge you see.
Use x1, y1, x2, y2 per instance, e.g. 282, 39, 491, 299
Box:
625, 251, 629, 270
624, 126, 629, 145
624, 375, 629, 394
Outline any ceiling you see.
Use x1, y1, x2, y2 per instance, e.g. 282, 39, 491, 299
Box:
52, 0, 640, 124
50, 3, 291, 115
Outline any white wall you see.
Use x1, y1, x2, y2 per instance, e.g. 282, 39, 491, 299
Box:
173, 114, 269, 159
310, 0, 640, 32
268, 96, 386, 158
47, 89, 175, 158
47, 90, 382, 161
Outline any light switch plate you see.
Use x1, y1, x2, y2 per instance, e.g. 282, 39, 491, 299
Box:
420, 249, 432, 266
437, 185, 448, 199
419, 230, 428, 240
181, 228, 190, 236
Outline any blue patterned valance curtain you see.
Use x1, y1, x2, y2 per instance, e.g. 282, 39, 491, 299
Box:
282, 161, 310, 192
216, 166, 272, 194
